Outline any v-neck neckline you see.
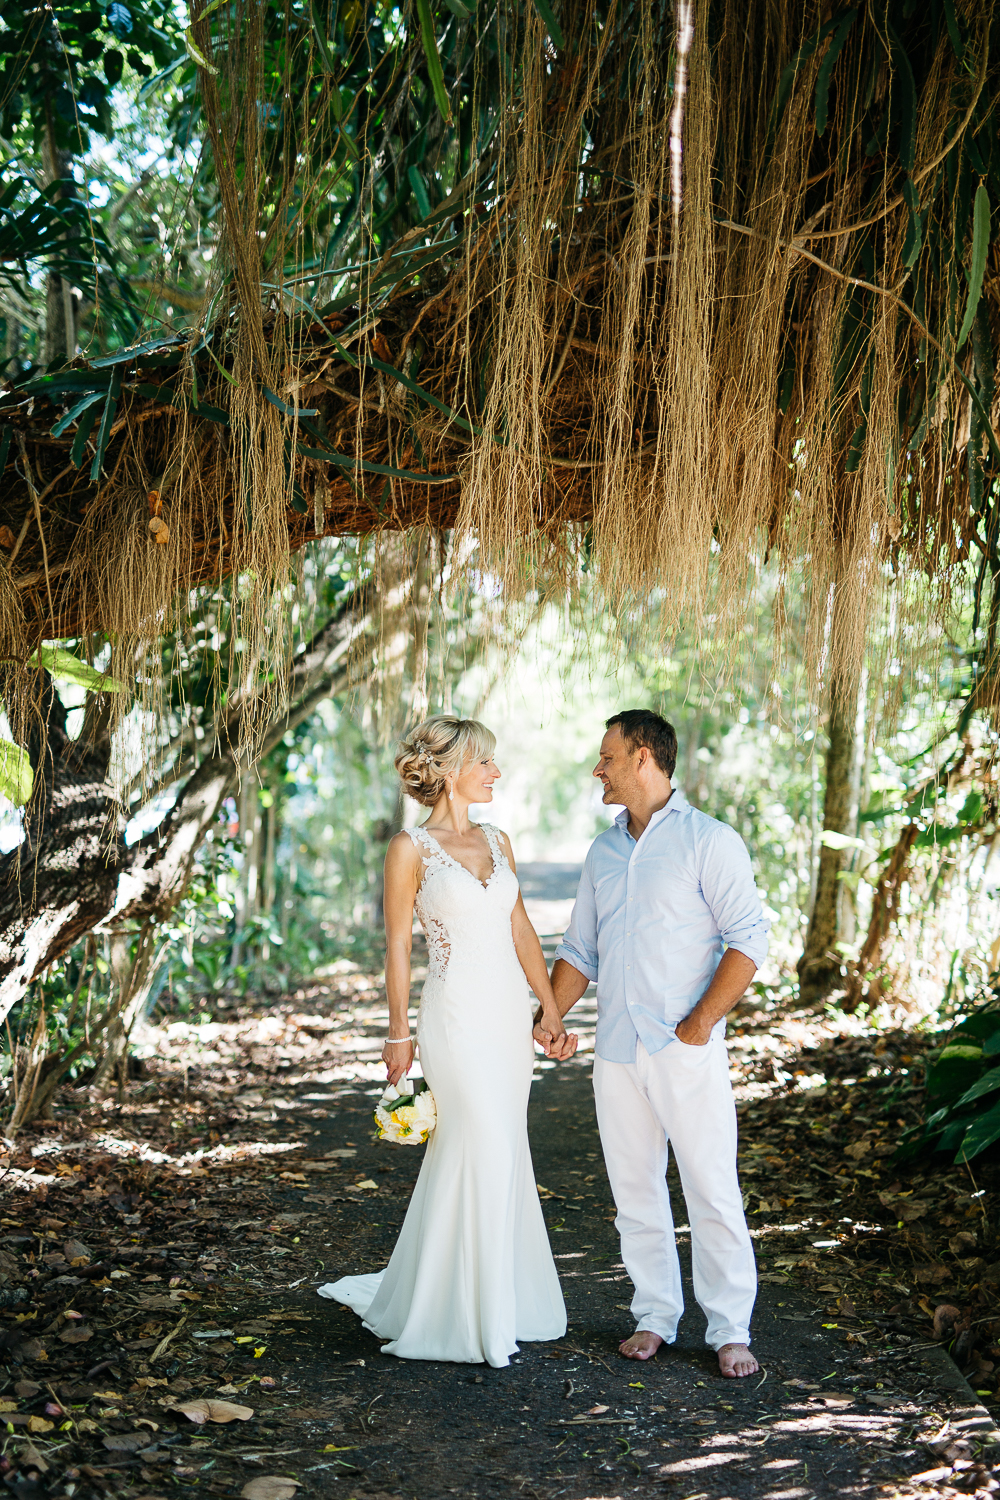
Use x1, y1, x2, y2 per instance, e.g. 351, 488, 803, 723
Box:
417, 825, 499, 891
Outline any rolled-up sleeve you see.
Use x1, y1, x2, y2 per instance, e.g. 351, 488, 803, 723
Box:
554, 855, 600, 983
700, 824, 770, 971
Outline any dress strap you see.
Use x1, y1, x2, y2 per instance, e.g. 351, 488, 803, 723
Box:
478, 822, 510, 869
405, 825, 443, 860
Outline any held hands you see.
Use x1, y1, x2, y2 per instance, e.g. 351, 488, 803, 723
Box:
532, 1012, 578, 1061
382, 1039, 415, 1086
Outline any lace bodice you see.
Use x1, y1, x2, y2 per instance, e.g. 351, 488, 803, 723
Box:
405, 822, 521, 987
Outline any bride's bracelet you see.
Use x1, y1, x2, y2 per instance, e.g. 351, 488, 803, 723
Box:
385, 1037, 413, 1045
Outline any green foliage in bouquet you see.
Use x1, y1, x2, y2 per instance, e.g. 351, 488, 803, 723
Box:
389, 1077, 430, 1112
894, 1005, 1000, 1165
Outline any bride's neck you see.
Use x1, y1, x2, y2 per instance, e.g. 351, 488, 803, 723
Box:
426, 795, 473, 834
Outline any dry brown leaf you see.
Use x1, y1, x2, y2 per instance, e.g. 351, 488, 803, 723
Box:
17, 1443, 48, 1474
173, 1398, 254, 1424
241, 1478, 300, 1500
58, 1325, 93, 1343
103, 1432, 148, 1453
63, 1239, 91, 1262
26, 1416, 53, 1433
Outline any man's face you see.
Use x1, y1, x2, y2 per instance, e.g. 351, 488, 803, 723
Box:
593, 726, 639, 806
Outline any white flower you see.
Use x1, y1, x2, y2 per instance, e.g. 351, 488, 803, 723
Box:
374, 1081, 437, 1145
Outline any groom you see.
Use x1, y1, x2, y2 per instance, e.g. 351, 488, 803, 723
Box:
535, 710, 769, 1379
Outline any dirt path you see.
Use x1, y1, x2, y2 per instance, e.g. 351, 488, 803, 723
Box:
216, 1055, 987, 1500
4, 963, 998, 1499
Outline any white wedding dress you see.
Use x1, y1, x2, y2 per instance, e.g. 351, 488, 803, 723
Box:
317, 822, 567, 1367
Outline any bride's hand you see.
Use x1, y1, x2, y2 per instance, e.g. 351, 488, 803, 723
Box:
534, 1014, 578, 1061
382, 1039, 414, 1086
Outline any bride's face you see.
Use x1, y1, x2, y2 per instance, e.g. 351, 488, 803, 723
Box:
453, 753, 501, 803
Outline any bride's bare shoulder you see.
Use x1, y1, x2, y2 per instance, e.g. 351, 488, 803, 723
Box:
386, 830, 422, 865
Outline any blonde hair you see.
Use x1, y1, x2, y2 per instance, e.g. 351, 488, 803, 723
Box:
395, 715, 497, 807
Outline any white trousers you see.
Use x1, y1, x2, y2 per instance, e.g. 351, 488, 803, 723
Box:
593, 1034, 756, 1350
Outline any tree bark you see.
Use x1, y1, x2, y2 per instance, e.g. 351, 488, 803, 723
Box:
0, 680, 125, 1014
41, 120, 76, 367
797, 671, 861, 1002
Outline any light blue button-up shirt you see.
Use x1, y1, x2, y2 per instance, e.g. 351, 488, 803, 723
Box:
554, 789, 770, 1064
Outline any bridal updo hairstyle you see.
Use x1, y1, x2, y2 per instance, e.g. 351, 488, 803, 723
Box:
395, 715, 497, 806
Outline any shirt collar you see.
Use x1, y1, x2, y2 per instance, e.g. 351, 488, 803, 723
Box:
614, 786, 688, 832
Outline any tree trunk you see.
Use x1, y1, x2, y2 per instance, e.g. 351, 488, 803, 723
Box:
0, 681, 125, 1017
0, 586, 371, 1034
797, 670, 861, 1002
41, 120, 76, 367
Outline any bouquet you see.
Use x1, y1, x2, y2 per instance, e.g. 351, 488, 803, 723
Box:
375, 1075, 437, 1145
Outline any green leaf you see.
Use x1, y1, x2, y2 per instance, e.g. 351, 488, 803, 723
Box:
309, 0, 338, 73
51, 390, 106, 439
887, 24, 917, 172
954, 1066, 1000, 1108
137, 52, 186, 101
407, 164, 432, 221
184, 26, 218, 75
30, 644, 122, 693
90, 336, 186, 367
941, 0, 964, 60
0, 739, 33, 807
70, 400, 102, 468
815, 8, 857, 136
89, 366, 123, 484
901, 192, 925, 269
956, 1100, 1000, 1161
771, 14, 844, 140
957, 183, 990, 350
442, 0, 471, 15
263, 386, 319, 418
294, 439, 458, 484
415, 0, 452, 124
531, 0, 564, 49
819, 830, 864, 851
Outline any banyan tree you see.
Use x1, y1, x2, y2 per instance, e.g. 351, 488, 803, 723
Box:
1, 0, 999, 1013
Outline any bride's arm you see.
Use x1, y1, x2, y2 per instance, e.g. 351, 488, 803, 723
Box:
499, 832, 578, 1062
382, 833, 421, 1086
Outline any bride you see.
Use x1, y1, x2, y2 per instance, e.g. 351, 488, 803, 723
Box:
318, 715, 577, 1366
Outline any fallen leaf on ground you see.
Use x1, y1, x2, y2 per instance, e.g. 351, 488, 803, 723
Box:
586, 1404, 610, 1414
173, 1398, 254, 1424
17, 1442, 48, 1473
63, 1239, 91, 1262
241, 1479, 300, 1500
27, 1416, 53, 1433
58, 1325, 93, 1343
103, 1433, 148, 1452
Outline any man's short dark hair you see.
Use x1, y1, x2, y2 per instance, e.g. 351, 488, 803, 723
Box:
606, 710, 678, 778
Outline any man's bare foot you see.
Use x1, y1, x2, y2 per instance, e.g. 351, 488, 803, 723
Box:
619, 1331, 663, 1361
718, 1342, 759, 1378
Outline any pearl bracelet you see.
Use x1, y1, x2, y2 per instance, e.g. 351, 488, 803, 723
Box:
385, 1037, 413, 1045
